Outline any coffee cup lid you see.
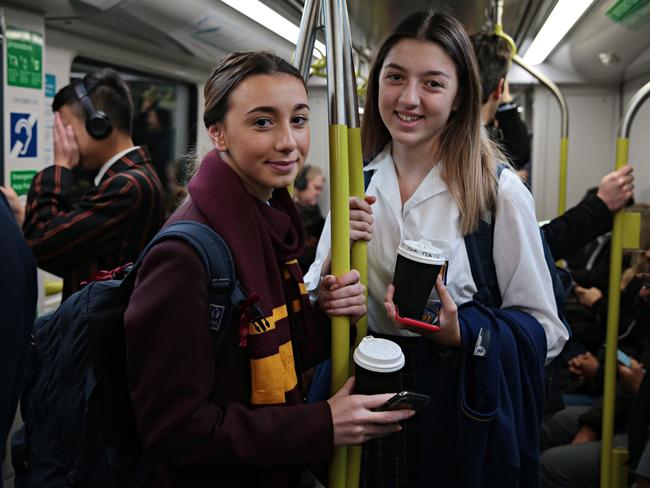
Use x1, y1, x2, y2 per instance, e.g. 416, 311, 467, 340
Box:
353, 336, 405, 373
397, 239, 446, 265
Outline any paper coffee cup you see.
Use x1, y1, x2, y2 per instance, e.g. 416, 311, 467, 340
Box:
393, 239, 447, 321
353, 336, 405, 394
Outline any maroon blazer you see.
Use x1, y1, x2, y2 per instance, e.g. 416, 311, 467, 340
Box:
124, 201, 333, 488
23, 147, 165, 298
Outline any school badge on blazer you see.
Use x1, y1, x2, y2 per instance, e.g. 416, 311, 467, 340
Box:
210, 303, 225, 331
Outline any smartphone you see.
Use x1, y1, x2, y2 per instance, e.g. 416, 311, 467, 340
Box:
617, 349, 633, 368
374, 391, 431, 412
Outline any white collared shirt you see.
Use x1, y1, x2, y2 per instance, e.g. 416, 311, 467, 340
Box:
304, 145, 568, 362
94, 146, 140, 186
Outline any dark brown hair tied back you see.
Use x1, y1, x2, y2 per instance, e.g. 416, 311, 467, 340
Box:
203, 51, 306, 128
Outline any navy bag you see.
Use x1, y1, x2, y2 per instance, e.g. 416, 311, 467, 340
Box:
464, 165, 572, 414
11, 221, 246, 488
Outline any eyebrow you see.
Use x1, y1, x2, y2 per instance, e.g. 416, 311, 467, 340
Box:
383, 62, 451, 79
246, 103, 310, 115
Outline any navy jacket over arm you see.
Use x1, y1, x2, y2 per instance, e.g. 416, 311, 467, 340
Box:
457, 302, 547, 488
0, 193, 37, 485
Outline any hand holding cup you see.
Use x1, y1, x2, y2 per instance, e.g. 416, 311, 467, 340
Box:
385, 277, 460, 346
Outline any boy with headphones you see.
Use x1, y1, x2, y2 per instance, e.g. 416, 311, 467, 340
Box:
20, 68, 165, 298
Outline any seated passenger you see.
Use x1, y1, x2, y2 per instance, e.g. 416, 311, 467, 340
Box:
541, 282, 650, 487
292, 164, 326, 273
124, 52, 411, 487
565, 237, 650, 353
17, 69, 166, 298
630, 286, 650, 488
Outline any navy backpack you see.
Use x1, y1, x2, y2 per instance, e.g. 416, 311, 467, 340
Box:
11, 221, 246, 488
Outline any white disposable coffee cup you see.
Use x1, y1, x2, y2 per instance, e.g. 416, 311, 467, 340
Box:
353, 336, 405, 394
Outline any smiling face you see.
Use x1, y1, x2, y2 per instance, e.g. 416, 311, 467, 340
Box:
378, 39, 459, 157
208, 73, 310, 201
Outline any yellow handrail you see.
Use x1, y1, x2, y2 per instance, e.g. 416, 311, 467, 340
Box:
493, 9, 570, 216
328, 124, 352, 487
600, 79, 650, 487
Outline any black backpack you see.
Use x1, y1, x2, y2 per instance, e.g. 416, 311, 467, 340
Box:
12, 221, 246, 488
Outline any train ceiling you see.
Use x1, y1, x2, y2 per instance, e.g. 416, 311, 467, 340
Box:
7, 0, 650, 84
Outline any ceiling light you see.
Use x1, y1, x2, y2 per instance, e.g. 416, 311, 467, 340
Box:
220, 0, 326, 57
598, 52, 620, 66
523, 0, 595, 65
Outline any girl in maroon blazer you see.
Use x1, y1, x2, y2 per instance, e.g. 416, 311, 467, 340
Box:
124, 52, 413, 488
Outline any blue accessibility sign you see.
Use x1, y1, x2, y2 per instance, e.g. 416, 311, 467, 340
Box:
10, 112, 38, 158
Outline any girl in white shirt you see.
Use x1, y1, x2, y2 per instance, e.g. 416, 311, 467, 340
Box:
306, 11, 568, 487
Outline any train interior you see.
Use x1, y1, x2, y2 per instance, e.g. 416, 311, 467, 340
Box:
2, 0, 650, 486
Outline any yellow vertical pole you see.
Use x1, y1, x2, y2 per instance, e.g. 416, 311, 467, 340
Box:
612, 447, 629, 488
328, 124, 351, 488
347, 131, 367, 343
600, 78, 650, 487
558, 137, 569, 215
345, 126, 365, 488
600, 137, 628, 488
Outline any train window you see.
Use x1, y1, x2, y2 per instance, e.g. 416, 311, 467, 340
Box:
70, 58, 197, 189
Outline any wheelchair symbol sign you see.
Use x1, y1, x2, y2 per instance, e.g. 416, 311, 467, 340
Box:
10, 112, 38, 158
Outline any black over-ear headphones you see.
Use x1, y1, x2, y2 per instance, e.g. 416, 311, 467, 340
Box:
73, 75, 113, 140
294, 165, 310, 191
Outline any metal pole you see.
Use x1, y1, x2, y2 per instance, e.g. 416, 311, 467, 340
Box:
340, 0, 366, 347
338, 2, 366, 483
512, 54, 569, 216
323, 0, 351, 485
293, 0, 320, 81
601, 80, 650, 488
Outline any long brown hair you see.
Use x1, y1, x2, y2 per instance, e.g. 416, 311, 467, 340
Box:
362, 11, 502, 235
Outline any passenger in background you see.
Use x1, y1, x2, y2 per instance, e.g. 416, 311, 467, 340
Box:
540, 283, 650, 487
472, 32, 531, 182
470, 32, 635, 262
293, 164, 326, 273
124, 51, 412, 488
165, 156, 190, 214
307, 12, 567, 487
17, 69, 165, 298
0, 189, 36, 487
133, 96, 174, 186
494, 81, 531, 179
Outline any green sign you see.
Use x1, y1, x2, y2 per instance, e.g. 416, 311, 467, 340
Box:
607, 0, 650, 25
11, 170, 37, 195
6, 26, 43, 89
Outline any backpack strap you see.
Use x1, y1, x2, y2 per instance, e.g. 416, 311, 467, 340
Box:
465, 219, 501, 308
124, 221, 247, 351
464, 164, 507, 308
363, 169, 375, 191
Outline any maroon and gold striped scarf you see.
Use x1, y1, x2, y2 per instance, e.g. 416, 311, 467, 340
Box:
188, 150, 316, 405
